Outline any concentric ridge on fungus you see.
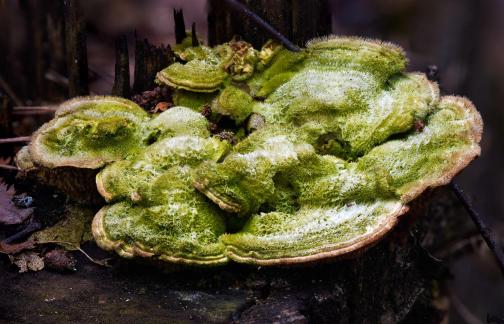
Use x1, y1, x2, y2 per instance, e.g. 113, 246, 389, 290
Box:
20, 36, 483, 266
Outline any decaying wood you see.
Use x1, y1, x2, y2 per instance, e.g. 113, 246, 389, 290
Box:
174, 8, 187, 44
208, 0, 331, 48
132, 36, 174, 93
191, 22, 199, 47
111, 35, 131, 98
64, 0, 89, 97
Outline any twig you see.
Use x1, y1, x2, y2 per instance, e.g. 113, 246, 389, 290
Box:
222, 0, 300, 52
450, 182, 504, 276
45, 69, 69, 87
0, 164, 19, 171
41, 240, 112, 267
2, 222, 41, 244
13, 106, 58, 116
14, 106, 58, 111
0, 136, 31, 144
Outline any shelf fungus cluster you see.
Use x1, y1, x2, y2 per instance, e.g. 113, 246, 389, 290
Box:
18, 36, 483, 266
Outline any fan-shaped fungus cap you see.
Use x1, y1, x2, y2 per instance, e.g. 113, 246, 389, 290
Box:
29, 96, 149, 169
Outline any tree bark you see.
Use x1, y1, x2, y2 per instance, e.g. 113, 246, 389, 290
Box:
111, 35, 131, 98
64, 0, 89, 97
207, 0, 331, 48
132, 36, 174, 93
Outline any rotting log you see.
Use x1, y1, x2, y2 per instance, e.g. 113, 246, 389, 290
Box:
64, 0, 89, 97
111, 35, 131, 98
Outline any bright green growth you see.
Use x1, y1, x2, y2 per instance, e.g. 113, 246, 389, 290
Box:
147, 106, 211, 139
99, 135, 229, 204
172, 90, 217, 112
208, 96, 481, 263
95, 107, 231, 265
29, 96, 150, 169
357, 96, 482, 201
222, 200, 404, 263
25, 36, 482, 266
156, 60, 228, 93
192, 37, 482, 264
98, 167, 228, 265
211, 86, 253, 124
156, 40, 262, 93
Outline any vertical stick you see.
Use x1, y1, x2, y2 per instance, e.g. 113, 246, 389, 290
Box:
111, 35, 131, 98
64, 0, 89, 97
191, 22, 199, 46
174, 9, 187, 44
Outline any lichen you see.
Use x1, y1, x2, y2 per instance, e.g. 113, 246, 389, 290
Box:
23, 36, 483, 266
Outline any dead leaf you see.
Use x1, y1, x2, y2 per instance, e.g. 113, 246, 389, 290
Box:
0, 240, 35, 254
10, 251, 45, 273
0, 183, 33, 225
30, 205, 95, 250
44, 248, 77, 272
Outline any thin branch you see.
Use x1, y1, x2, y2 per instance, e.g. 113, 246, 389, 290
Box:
222, 0, 301, 52
0, 136, 31, 144
45, 69, 69, 87
13, 106, 58, 116
2, 223, 41, 244
450, 182, 504, 276
40, 240, 112, 267
0, 164, 19, 171
14, 106, 57, 111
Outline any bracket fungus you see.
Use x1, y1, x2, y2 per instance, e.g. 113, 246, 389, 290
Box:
21, 36, 482, 266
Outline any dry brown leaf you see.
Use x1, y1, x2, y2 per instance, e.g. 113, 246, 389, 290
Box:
9, 251, 45, 273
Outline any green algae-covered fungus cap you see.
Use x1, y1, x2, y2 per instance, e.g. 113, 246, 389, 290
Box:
25, 36, 483, 267
29, 96, 149, 169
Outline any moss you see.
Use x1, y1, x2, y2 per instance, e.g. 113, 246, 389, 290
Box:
172, 90, 217, 112
212, 86, 253, 124
148, 106, 211, 139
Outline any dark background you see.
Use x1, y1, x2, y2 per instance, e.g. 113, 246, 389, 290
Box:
1, 0, 503, 323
